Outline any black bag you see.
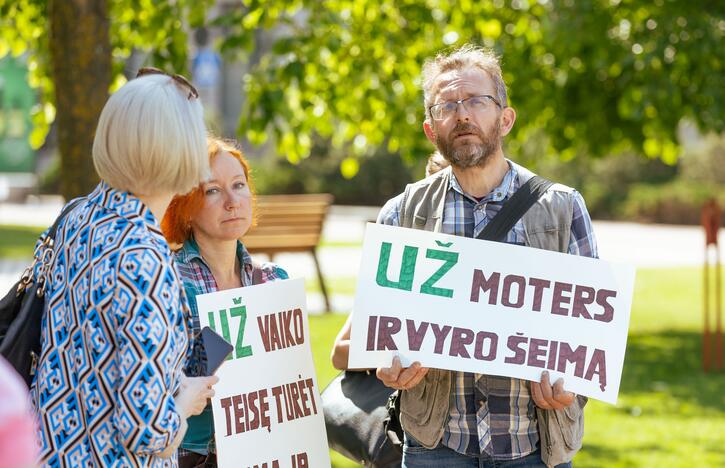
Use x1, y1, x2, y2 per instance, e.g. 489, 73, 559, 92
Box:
322, 371, 402, 467
321, 175, 554, 465
0, 199, 83, 386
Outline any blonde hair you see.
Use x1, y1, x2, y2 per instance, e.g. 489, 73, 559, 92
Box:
92, 74, 208, 196
422, 44, 507, 123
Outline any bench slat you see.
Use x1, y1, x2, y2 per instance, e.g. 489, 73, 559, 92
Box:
244, 193, 333, 311
242, 193, 332, 252
244, 237, 320, 250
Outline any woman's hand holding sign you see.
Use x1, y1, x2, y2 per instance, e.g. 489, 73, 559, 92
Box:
376, 356, 429, 390
530, 371, 576, 410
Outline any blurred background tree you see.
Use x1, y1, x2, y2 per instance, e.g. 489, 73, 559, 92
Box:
1, 0, 722, 220
0, 0, 212, 199
227, 0, 723, 218
230, 0, 723, 167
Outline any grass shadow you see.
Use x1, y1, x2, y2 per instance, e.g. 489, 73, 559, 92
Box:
620, 329, 725, 414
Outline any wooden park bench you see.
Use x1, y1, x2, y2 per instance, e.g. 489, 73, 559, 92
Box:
242, 193, 334, 311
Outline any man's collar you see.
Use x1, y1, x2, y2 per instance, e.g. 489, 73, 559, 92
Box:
448, 159, 517, 203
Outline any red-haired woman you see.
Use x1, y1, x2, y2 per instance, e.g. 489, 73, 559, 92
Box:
162, 137, 288, 467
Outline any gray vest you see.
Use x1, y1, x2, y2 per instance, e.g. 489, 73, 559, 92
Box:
396, 163, 587, 467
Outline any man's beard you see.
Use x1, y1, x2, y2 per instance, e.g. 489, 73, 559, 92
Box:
436, 120, 501, 169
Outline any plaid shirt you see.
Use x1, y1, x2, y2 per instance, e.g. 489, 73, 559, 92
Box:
378, 160, 598, 459
174, 238, 289, 377
174, 238, 288, 455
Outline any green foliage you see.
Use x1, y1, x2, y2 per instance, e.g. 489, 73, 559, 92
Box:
0, 0, 215, 149
531, 150, 678, 220
110, 0, 215, 76
3, 0, 723, 179
0, 0, 52, 149
252, 140, 426, 205
523, 126, 724, 225
623, 179, 725, 225
679, 132, 725, 184
224, 0, 724, 166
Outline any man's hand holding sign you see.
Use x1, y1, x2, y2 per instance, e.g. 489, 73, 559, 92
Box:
378, 359, 575, 411
376, 356, 429, 391
531, 371, 576, 410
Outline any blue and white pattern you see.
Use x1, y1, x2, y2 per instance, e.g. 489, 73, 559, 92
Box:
378, 160, 598, 460
31, 181, 193, 467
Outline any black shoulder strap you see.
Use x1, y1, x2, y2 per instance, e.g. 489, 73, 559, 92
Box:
477, 176, 554, 242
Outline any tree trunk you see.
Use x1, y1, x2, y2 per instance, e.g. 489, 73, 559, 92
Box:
48, 0, 111, 200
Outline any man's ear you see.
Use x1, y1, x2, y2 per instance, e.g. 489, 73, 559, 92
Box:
423, 121, 437, 145
500, 107, 516, 136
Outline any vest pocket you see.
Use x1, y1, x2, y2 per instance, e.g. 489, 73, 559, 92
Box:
525, 228, 567, 253
552, 403, 584, 450
400, 375, 440, 425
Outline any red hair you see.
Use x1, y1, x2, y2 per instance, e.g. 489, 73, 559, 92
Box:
161, 137, 255, 247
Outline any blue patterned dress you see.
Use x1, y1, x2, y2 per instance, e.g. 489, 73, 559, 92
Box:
31, 182, 193, 467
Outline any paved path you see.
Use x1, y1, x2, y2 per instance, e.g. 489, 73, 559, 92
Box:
1, 202, 722, 313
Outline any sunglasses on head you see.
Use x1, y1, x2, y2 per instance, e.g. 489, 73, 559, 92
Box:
136, 66, 199, 100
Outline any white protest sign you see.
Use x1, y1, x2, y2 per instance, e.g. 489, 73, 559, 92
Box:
349, 223, 636, 404
196, 278, 330, 468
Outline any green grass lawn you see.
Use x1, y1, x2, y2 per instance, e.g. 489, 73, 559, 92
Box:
0, 225, 45, 259
310, 267, 725, 467
571, 267, 725, 467
308, 313, 360, 468
306, 276, 358, 296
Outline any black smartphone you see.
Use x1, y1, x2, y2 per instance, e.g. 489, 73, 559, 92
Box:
201, 326, 234, 376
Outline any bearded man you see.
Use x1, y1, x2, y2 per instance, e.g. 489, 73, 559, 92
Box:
375, 45, 598, 468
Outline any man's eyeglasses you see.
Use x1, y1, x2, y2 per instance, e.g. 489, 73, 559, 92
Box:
136, 67, 199, 100
428, 94, 502, 121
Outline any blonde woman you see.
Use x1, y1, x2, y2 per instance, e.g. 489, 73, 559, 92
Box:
32, 69, 217, 466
